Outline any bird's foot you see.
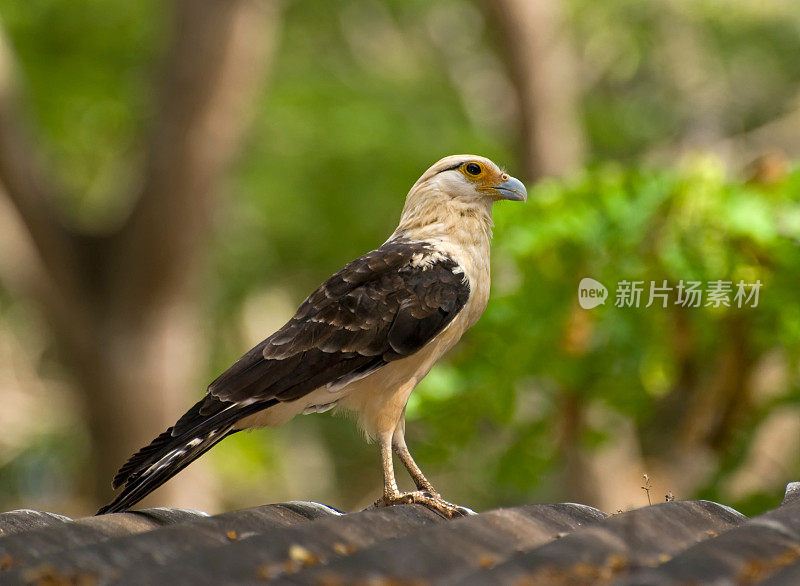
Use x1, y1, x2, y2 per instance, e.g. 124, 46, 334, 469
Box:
374, 490, 474, 519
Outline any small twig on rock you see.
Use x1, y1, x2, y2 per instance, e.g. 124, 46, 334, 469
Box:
641, 474, 652, 506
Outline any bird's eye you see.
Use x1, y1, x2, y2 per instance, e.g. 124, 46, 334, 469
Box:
465, 163, 481, 176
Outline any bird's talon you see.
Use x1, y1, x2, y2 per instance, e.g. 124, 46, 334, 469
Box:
375, 491, 469, 519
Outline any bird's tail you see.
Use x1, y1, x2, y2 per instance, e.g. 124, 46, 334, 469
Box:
97, 396, 276, 515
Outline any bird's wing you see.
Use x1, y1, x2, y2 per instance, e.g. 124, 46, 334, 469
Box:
206, 239, 470, 406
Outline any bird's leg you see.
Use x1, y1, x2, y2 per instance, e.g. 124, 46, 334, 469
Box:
379, 430, 401, 500
392, 427, 438, 496
373, 424, 472, 519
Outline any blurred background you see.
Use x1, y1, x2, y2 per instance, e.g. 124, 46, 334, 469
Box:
0, 0, 798, 518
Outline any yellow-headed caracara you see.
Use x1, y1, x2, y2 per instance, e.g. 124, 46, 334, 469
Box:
98, 155, 526, 518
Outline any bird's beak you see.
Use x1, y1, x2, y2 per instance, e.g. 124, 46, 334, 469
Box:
493, 175, 527, 202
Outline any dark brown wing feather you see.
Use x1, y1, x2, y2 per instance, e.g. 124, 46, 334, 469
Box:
208, 239, 470, 404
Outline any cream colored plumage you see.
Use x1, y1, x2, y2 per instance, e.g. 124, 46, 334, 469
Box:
98, 155, 526, 517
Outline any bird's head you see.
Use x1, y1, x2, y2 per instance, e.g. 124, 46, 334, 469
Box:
412, 154, 527, 204
396, 155, 526, 239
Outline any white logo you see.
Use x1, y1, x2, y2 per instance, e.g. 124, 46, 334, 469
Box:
578, 278, 608, 309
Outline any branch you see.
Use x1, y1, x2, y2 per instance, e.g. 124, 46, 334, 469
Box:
645, 97, 800, 173
111, 0, 281, 316
720, 100, 800, 169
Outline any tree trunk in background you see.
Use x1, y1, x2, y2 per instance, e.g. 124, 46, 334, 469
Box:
482, 0, 585, 181
0, 0, 280, 512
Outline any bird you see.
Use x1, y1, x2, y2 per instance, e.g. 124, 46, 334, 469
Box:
97, 154, 527, 518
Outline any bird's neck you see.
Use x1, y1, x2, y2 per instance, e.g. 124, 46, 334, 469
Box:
392, 192, 494, 250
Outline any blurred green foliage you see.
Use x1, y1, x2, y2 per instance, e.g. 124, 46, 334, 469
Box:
571, 0, 800, 161
0, 0, 164, 226
0, 0, 799, 514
